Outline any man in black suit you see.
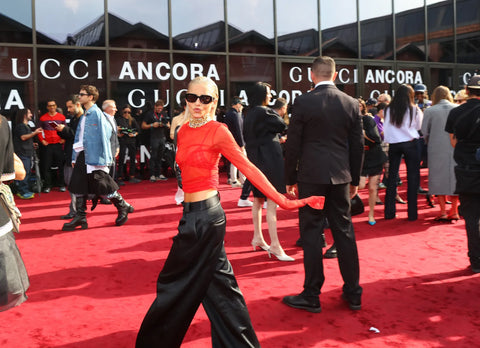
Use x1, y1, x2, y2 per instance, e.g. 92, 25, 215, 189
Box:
283, 56, 364, 312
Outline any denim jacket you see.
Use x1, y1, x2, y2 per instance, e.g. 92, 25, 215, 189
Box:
72, 104, 113, 166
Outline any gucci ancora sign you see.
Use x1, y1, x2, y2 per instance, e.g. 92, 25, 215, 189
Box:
0, 58, 475, 111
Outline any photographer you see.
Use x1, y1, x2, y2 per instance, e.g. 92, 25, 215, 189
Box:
116, 105, 140, 184
141, 99, 170, 182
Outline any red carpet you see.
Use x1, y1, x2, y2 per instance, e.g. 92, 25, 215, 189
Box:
3, 166, 480, 347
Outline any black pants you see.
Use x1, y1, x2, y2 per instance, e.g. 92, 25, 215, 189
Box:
149, 137, 166, 177
118, 142, 136, 178
42, 143, 64, 188
459, 194, 480, 268
240, 179, 253, 200
298, 182, 362, 302
136, 195, 259, 348
385, 139, 420, 220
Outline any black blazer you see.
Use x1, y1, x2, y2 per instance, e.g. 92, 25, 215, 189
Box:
284, 84, 364, 186
224, 107, 245, 147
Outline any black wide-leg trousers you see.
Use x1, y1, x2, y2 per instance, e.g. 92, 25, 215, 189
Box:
136, 195, 259, 348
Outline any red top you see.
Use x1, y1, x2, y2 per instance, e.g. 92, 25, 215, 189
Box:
176, 121, 324, 210
38, 113, 66, 143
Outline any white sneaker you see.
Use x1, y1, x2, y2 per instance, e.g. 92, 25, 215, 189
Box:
157, 175, 168, 181
150, 175, 157, 182
231, 181, 243, 188
238, 199, 253, 207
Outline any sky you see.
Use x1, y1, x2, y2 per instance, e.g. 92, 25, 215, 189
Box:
1, 0, 447, 43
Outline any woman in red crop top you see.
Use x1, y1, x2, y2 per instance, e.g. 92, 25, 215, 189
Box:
136, 77, 324, 348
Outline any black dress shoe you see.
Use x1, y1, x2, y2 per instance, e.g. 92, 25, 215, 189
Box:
417, 187, 428, 194
283, 294, 321, 313
324, 244, 337, 259
341, 293, 361, 310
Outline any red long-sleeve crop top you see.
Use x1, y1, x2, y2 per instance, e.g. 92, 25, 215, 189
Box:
176, 121, 324, 210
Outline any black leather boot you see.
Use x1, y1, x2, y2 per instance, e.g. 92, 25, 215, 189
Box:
109, 192, 134, 226
62, 195, 88, 231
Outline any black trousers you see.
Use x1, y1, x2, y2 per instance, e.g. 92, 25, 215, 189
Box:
149, 136, 166, 177
118, 142, 137, 178
240, 179, 253, 200
298, 182, 362, 301
42, 143, 65, 188
459, 194, 480, 268
136, 195, 259, 348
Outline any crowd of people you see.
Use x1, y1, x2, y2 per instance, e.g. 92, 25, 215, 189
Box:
8, 97, 180, 201
1, 56, 480, 348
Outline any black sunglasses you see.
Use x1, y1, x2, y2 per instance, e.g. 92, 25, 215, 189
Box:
185, 93, 214, 104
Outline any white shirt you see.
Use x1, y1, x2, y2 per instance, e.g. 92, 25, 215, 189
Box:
73, 114, 85, 154
314, 81, 335, 88
384, 106, 423, 144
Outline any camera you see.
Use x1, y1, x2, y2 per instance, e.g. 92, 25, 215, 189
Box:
119, 127, 135, 135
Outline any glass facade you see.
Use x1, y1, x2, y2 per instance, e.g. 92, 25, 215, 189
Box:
0, 0, 478, 119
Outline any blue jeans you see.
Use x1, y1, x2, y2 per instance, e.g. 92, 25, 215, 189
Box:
15, 155, 32, 195
385, 139, 420, 220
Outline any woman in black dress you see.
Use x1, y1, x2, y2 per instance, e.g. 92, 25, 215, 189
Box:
358, 99, 387, 225
243, 82, 293, 261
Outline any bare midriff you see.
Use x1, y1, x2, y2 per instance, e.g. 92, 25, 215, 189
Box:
183, 189, 218, 203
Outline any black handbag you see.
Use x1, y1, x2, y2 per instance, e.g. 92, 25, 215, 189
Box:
351, 194, 364, 216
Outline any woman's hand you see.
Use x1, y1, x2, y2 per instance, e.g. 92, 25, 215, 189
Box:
305, 196, 325, 210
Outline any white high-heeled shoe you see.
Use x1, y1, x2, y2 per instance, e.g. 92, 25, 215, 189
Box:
267, 249, 294, 261
251, 242, 269, 252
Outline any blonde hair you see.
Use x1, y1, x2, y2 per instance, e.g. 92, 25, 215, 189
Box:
431, 86, 453, 105
183, 76, 219, 122
189, 76, 219, 98
454, 89, 468, 101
